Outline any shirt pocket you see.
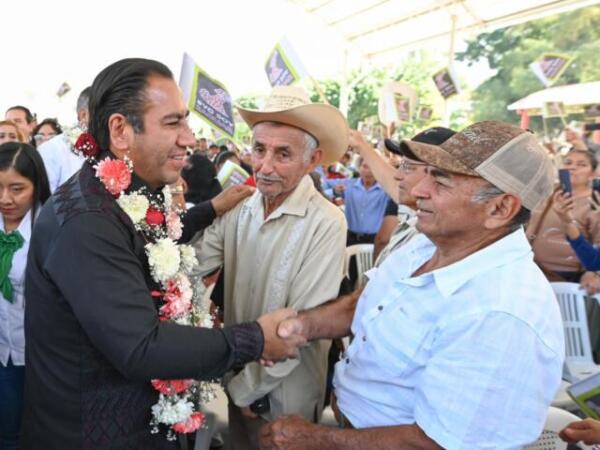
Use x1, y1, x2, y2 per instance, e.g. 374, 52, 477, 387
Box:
358, 314, 433, 381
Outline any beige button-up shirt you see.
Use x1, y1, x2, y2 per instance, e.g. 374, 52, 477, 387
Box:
196, 175, 347, 420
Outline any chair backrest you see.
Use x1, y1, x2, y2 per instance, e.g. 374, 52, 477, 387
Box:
524, 406, 581, 450
551, 282, 594, 366
345, 244, 374, 286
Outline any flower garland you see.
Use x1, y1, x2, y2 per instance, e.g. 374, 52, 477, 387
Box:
75, 133, 216, 440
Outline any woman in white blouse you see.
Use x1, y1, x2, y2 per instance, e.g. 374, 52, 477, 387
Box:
0, 142, 50, 450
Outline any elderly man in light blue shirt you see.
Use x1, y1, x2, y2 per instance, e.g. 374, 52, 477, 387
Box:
259, 121, 565, 450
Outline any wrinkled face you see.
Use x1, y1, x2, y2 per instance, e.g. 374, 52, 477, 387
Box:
5, 109, 32, 139
411, 166, 489, 241
251, 122, 320, 201
128, 76, 195, 189
0, 168, 35, 227
0, 124, 20, 145
393, 157, 428, 208
34, 124, 58, 146
563, 151, 594, 188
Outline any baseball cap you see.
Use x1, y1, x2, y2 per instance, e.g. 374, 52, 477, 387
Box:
384, 126, 456, 159
401, 120, 554, 210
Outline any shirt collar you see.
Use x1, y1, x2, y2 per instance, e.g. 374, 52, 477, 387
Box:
249, 175, 316, 221
0, 208, 34, 242
357, 179, 381, 192
430, 228, 532, 298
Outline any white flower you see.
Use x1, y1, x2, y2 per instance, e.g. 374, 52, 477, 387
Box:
180, 245, 198, 273
151, 394, 194, 425
118, 192, 150, 225
146, 238, 181, 283
162, 186, 173, 211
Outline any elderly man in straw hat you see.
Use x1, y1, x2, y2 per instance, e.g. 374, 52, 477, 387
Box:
259, 121, 565, 450
196, 86, 348, 449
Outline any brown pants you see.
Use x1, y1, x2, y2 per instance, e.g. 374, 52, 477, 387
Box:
227, 402, 268, 450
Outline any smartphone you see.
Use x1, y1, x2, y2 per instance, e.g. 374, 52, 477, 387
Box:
559, 169, 572, 195
592, 178, 600, 210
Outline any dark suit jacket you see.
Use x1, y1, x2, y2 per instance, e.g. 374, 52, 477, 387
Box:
22, 157, 262, 449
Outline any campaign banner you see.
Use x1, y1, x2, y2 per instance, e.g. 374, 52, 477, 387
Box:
432, 68, 459, 99
394, 94, 411, 122
179, 53, 235, 138
217, 160, 250, 189
530, 53, 573, 87
265, 37, 308, 87
378, 81, 418, 125
56, 82, 71, 98
418, 106, 434, 121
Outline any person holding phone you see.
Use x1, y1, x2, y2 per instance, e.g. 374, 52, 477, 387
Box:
526, 149, 600, 293
553, 187, 600, 270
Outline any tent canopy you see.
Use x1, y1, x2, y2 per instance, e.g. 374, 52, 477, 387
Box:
507, 81, 600, 115
289, 0, 600, 65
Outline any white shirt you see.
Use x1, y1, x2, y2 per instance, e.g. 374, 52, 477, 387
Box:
38, 133, 85, 193
0, 210, 34, 366
334, 229, 565, 450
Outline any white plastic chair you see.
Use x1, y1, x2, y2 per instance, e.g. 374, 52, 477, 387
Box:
551, 282, 600, 380
344, 244, 374, 288
524, 406, 590, 450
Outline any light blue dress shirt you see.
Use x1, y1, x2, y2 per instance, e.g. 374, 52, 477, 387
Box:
0, 210, 33, 367
333, 229, 565, 450
326, 178, 389, 235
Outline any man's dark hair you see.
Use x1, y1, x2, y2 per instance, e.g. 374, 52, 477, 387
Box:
88, 58, 173, 151
6, 105, 34, 124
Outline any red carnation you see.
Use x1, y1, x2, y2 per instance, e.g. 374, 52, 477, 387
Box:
151, 379, 194, 395
172, 412, 205, 434
74, 132, 100, 158
145, 207, 165, 226
95, 158, 131, 197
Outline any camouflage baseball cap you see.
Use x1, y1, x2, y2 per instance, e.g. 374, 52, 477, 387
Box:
401, 121, 555, 210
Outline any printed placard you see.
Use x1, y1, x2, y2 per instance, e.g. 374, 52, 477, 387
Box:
432, 68, 458, 99
530, 53, 574, 87
265, 37, 308, 87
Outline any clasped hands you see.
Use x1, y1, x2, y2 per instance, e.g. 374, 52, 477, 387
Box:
256, 308, 307, 365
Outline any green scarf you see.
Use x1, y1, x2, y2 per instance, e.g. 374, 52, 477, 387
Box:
0, 229, 24, 302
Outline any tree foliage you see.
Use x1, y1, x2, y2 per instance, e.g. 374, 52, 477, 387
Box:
457, 6, 600, 125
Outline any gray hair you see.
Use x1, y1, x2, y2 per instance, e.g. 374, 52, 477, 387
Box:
302, 131, 318, 163
76, 87, 91, 113
472, 183, 531, 232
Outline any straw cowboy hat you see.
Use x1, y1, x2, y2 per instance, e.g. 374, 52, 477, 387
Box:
236, 86, 349, 166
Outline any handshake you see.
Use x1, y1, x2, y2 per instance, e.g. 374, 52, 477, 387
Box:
256, 308, 308, 364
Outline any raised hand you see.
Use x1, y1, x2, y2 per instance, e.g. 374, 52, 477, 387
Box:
348, 129, 371, 155
256, 308, 307, 363
211, 184, 255, 216
552, 189, 575, 224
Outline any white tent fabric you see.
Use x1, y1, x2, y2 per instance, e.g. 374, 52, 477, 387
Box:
507, 81, 600, 113
289, 0, 600, 64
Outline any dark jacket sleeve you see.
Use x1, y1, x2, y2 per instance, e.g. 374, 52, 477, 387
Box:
180, 200, 217, 243
44, 212, 261, 381
567, 234, 600, 271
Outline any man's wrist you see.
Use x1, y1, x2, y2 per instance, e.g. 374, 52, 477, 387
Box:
223, 321, 264, 368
